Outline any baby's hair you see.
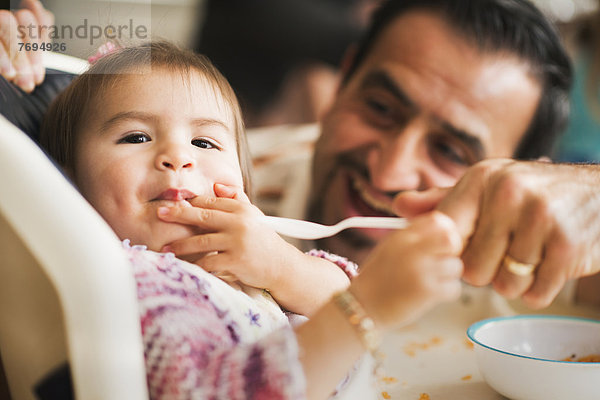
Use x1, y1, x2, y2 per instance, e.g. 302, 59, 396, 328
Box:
40, 40, 251, 195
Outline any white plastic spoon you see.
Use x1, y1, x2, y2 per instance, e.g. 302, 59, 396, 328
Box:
261, 215, 409, 240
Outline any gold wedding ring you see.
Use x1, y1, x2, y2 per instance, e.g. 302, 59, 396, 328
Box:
503, 254, 536, 276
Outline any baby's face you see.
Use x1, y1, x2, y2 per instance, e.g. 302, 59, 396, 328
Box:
72, 68, 244, 251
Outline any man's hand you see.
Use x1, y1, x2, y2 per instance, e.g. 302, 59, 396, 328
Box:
0, 0, 54, 92
394, 159, 600, 309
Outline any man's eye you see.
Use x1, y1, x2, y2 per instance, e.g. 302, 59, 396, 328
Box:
433, 140, 469, 166
366, 98, 393, 117
192, 138, 220, 150
362, 96, 406, 130
118, 133, 150, 144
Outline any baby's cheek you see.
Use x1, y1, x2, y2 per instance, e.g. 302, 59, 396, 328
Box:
217, 159, 245, 188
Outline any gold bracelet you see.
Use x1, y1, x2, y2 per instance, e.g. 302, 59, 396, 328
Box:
333, 291, 389, 400
332, 290, 381, 355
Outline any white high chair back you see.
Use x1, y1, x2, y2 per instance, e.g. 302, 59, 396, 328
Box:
0, 95, 148, 399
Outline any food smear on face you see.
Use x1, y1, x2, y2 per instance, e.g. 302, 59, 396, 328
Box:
561, 353, 600, 362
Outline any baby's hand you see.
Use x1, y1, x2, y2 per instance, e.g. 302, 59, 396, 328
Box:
351, 211, 463, 330
158, 183, 304, 291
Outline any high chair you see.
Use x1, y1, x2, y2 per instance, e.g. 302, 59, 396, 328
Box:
0, 53, 149, 400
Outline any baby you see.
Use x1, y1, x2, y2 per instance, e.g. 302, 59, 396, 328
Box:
41, 41, 351, 317
40, 41, 463, 399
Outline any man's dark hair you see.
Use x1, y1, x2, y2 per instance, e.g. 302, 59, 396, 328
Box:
344, 0, 573, 159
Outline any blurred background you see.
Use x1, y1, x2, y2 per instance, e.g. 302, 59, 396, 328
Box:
38, 0, 600, 56
37, 0, 599, 58
26, 0, 600, 159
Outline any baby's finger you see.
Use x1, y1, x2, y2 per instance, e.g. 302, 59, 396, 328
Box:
187, 195, 244, 213
214, 183, 250, 203
435, 257, 464, 279
438, 279, 462, 302
157, 205, 234, 230
410, 211, 462, 255
162, 233, 228, 256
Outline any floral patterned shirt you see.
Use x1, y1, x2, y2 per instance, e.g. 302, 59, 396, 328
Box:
123, 240, 359, 400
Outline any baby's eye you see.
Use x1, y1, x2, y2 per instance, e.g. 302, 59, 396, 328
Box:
118, 132, 150, 144
192, 138, 220, 150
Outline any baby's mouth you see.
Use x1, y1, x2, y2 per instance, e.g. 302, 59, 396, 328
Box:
154, 188, 197, 205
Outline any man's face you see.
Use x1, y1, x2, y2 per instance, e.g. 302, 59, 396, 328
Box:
310, 11, 542, 263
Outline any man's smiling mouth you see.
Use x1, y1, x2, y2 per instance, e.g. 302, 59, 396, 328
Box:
349, 171, 395, 216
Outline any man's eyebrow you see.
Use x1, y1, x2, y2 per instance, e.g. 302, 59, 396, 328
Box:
439, 121, 486, 160
360, 70, 416, 109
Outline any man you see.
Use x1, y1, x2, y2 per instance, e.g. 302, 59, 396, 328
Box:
307, 0, 600, 309
249, 0, 594, 310
308, 0, 570, 264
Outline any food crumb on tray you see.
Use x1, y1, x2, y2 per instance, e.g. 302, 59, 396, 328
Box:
561, 354, 600, 362
381, 376, 398, 384
403, 336, 444, 357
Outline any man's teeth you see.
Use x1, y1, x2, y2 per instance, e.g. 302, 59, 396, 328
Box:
351, 177, 395, 214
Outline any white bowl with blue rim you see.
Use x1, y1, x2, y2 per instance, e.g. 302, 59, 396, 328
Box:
467, 315, 600, 400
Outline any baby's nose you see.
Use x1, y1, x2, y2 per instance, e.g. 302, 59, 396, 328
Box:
161, 160, 192, 170
156, 150, 194, 171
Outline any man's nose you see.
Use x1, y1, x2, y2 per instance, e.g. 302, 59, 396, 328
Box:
367, 121, 426, 192
156, 144, 194, 171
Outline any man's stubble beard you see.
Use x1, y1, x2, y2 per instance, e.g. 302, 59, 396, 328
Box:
308, 152, 377, 263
